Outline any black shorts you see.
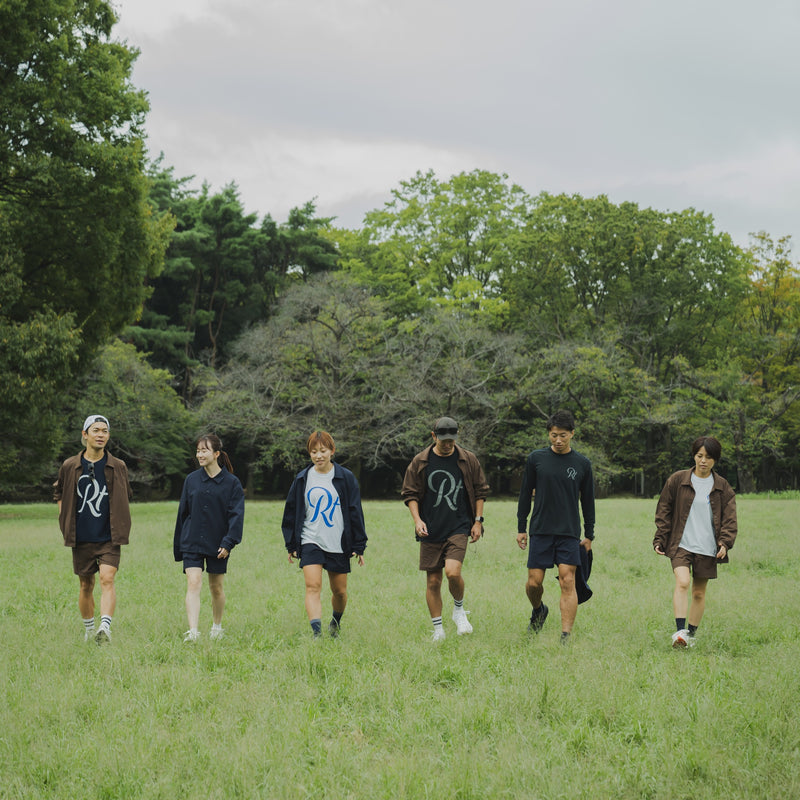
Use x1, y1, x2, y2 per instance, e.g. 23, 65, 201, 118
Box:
183, 553, 228, 575
527, 534, 581, 571
300, 543, 351, 574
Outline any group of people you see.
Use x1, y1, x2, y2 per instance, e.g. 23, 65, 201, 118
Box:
55, 410, 738, 649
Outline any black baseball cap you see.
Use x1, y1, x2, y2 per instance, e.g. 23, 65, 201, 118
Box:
433, 416, 458, 440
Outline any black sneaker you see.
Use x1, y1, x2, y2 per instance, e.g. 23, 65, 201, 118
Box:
528, 603, 548, 633
329, 619, 340, 638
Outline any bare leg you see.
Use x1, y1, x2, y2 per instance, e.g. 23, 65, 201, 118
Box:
208, 573, 226, 625
557, 563, 578, 633
302, 564, 324, 621
672, 565, 691, 621
185, 567, 203, 630
97, 563, 117, 618
78, 575, 95, 619
688, 576, 709, 628
526, 568, 545, 609
426, 570, 443, 618
329, 572, 348, 616
444, 559, 464, 603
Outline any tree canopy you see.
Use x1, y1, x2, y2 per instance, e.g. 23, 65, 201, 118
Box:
0, 0, 172, 488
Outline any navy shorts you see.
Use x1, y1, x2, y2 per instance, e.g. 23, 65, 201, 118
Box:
183, 553, 228, 574
528, 534, 581, 570
300, 543, 351, 574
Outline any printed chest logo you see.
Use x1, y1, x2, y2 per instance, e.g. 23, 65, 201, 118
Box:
306, 487, 341, 527
566, 467, 577, 480
78, 475, 108, 517
427, 470, 464, 510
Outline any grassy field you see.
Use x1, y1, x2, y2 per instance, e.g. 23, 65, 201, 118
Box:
1, 496, 799, 799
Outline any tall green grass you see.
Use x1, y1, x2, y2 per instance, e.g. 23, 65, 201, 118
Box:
1, 497, 798, 799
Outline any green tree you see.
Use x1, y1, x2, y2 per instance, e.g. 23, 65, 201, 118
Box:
0, 0, 172, 487
203, 273, 528, 494
61, 340, 196, 498
128, 173, 338, 401
507, 194, 749, 377
344, 169, 530, 324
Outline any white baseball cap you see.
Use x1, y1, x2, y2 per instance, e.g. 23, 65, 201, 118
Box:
82, 414, 110, 433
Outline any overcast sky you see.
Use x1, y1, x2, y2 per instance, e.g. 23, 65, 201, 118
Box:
115, 0, 800, 248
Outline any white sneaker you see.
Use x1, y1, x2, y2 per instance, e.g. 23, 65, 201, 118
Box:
452, 607, 473, 635
84, 628, 95, 642
95, 626, 111, 645
209, 626, 224, 641
671, 629, 689, 649
432, 627, 446, 642
183, 629, 200, 643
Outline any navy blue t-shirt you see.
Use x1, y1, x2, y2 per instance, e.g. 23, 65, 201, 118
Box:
420, 451, 472, 543
75, 455, 111, 543
517, 447, 595, 540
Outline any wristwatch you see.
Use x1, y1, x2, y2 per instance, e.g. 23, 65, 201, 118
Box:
475, 516, 484, 523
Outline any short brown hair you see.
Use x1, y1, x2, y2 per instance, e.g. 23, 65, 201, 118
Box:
307, 430, 335, 453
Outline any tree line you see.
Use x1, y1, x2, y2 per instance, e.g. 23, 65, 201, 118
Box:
3, 2, 799, 500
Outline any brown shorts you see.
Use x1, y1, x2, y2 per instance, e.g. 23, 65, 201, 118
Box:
671, 547, 718, 580
419, 533, 469, 572
72, 542, 121, 576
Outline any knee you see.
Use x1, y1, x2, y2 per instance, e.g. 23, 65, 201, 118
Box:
526, 575, 542, 592
98, 573, 115, 591
559, 574, 576, 593
675, 575, 691, 592
186, 573, 203, 592
691, 586, 707, 603
427, 574, 443, 593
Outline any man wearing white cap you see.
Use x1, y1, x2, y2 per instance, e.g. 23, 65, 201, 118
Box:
54, 415, 132, 644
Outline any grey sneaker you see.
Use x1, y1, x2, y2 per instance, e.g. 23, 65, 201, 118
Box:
431, 626, 446, 642
183, 629, 200, 643
329, 619, 340, 638
83, 628, 95, 643
209, 627, 224, 641
528, 603, 549, 633
95, 626, 111, 645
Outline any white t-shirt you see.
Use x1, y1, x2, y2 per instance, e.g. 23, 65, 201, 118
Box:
300, 467, 344, 553
679, 473, 717, 557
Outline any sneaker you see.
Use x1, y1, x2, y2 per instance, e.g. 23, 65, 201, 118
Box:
83, 628, 95, 643
528, 603, 549, 633
671, 629, 689, 649
329, 619, 340, 638
686, 632, 697, 648
95, 626, 111, 645
183, 629, 200, 643
452, 607, 473, 635
209, 627, 224, 641
431, 626, 446, 642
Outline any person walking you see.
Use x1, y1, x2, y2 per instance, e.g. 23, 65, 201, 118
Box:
402, 416, 489, 641
653, 435, 738, 648
173, 434, 245, 642
55, 414, 132, 644
281, 431, 367, 638
516, 409, 595, 644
